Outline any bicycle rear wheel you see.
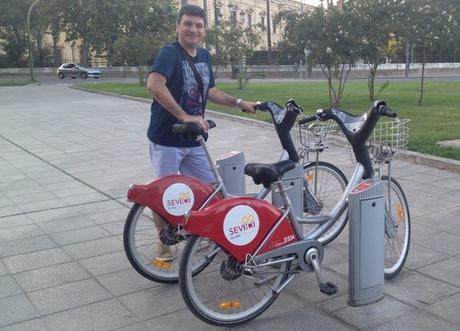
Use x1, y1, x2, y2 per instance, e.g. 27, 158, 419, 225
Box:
179, 235, 291, 327
303, 161, 348, 244
123, 203, 185, 283
382, 176, 411, 279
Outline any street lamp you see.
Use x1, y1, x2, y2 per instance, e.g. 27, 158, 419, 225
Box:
27, 0, 41, 81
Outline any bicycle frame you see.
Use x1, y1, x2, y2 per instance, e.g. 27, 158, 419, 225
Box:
181, 101, 396, 269
127, 133, 288, 227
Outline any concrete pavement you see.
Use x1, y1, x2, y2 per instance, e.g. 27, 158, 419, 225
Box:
1, 85, 460, 330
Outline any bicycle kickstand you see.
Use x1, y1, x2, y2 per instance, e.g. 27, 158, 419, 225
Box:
305, 248, 338, 296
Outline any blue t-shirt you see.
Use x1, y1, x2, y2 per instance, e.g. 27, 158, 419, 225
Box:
147, 41, 215, 147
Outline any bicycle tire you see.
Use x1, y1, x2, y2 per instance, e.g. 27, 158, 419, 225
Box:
303, 161, 348, 244
381, 176, 411, 279
179, 235, 291, 327
123, 203, 185, 283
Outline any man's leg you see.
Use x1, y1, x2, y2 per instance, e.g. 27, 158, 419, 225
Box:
149, 143, 184, 261
179, 146, 216, 184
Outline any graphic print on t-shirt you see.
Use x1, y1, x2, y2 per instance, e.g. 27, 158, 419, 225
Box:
181, 60, 210, 116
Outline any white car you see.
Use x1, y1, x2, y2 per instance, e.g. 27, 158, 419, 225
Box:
57, 63, 102, 79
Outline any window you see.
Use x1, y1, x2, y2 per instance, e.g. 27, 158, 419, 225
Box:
260, 15, 265, 30
247, 14, 252, 28
230, 11, 237, 26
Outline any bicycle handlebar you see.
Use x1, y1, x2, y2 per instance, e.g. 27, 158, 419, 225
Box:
172, 119, 216, 137
298, 115, 318, 125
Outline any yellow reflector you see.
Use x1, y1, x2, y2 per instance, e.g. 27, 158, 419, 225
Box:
305, 174, 314, 184
151, 259, 172, 269
219, 301, 241, 310
395, 203, 404, 222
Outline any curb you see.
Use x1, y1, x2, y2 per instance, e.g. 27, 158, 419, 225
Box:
71, 85, 460, 174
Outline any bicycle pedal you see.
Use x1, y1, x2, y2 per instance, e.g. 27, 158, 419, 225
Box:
319, 282, 338, 295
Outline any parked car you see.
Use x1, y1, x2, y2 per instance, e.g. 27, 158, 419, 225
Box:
57, 63, 102, 79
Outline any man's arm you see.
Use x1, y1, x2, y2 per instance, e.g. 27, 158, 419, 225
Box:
147, 72, 209, 130
208, 87, 257, 113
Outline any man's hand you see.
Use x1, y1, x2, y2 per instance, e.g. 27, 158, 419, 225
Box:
181, 114, 209, 132
239, 101, 258, 114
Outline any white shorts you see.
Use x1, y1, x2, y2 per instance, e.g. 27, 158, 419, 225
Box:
149, 142, 215, 183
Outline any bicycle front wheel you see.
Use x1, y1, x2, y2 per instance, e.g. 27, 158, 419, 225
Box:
179, 235, 291, 327
303, 161, 348, 244
123, 203, 185, 283
382, 176, 411, 279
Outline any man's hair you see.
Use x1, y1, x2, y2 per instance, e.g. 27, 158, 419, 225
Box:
177, 4, 207, 26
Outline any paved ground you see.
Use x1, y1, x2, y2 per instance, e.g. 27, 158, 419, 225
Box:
1, 85, 460, 330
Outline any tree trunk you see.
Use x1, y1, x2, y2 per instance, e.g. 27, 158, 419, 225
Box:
368, 63, 379, 101
80, 39, 89, 65
418, 47, 426, 106
405, 41, 410, 78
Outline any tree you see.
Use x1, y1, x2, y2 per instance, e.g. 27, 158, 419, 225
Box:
0, 0, 30, 67
401, 0, 457, 105
111, 0, 176, 84
348, 0, 402, 101
277, 8, 359, 107
205, 22, 260, 87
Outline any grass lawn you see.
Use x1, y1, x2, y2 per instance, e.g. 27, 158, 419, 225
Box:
77, 80, 460, 160
0, 80, 38, 86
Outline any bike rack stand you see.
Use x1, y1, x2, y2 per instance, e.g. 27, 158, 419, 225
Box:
348, 178, 385, 306
216, 151, 246, 195
272, 164, 304, 217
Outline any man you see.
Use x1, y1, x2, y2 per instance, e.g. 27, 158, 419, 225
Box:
147, 4, 257, 261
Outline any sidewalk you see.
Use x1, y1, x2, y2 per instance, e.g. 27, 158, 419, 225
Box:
1, 85, 460, 330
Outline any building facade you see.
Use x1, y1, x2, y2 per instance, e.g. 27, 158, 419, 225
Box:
177, 0, 314, 50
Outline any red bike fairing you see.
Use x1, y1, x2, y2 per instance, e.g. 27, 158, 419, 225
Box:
183, 196, 298, 262
127, 175, 222, 227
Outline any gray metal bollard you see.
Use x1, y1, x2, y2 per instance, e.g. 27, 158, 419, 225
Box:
348, 178, 385, 306
272, 164, 304, 217
216, 151, 246, 195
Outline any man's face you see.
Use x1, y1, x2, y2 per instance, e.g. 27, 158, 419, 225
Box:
176, 14, 206, 49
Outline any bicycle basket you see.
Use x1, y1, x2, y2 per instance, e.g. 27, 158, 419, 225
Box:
368, 118, 410, 162
292, 120, 339, 153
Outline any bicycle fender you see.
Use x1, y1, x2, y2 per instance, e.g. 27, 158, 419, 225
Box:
184, 197, 298, 262
127, 175, 221, 227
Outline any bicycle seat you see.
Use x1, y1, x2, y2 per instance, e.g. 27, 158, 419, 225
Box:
244, 160, 295, 188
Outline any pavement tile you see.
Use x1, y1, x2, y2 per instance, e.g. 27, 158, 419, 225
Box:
28, 207, 83, 223
0, 259, 9, 276
79, 251, 131, 276
418, 256, 460, 287
384, 272, 460, 308
0, 234, 57, 257
97, 268, 157, 296
99, 220, 125, 235
329, 295, 416, 330
0, 318, 49, 331
425, 292, 460, 325
0, 294, 39, 328
376, 310, 460, 331
27, 278, 112, 315
0, 275, 23, 298
36, 214, 94, 233
50, 225, 111, 245
3, 247, 72, 273
0, 214, 34, 229
13, 261, 90, 292
42, 299, 137, 331
87, 208, 127, 225
19, 199, 69, 214
118, 285, 186, 320
62, 236, 122, 259
415, 231, 460, 256
404, 243, 449, 270
76, 200, 126, 215
0, 224, 44, 242
0, 205, 24, 218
